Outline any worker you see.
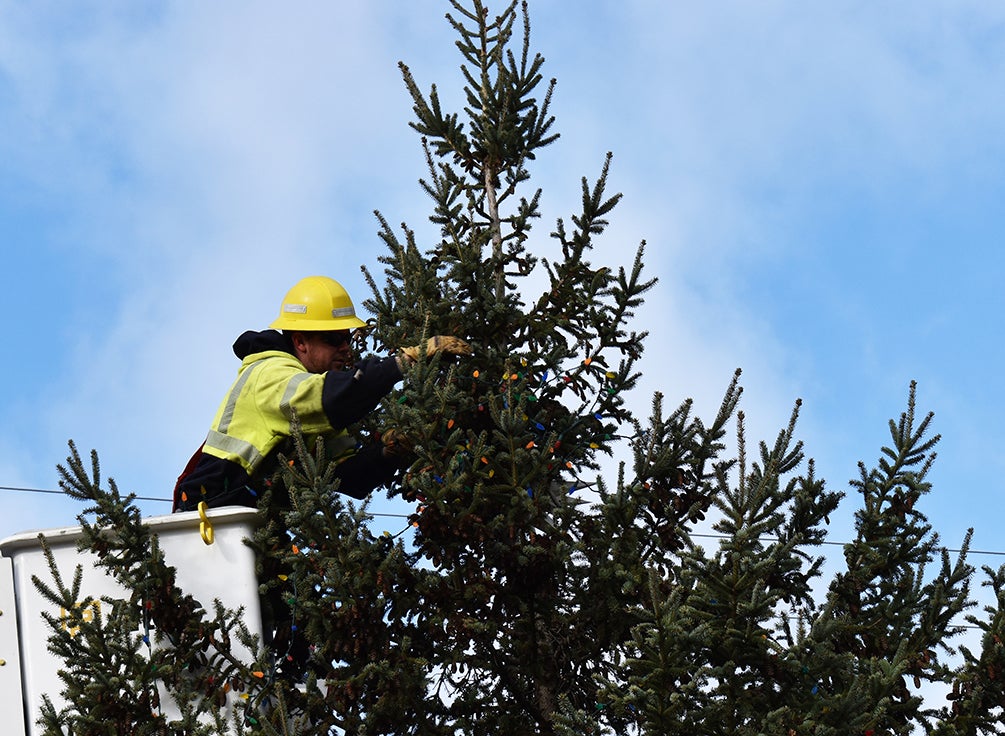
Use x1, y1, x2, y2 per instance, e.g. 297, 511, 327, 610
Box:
172, 275, 469, 512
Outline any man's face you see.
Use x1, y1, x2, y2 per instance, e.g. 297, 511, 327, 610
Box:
299, 330, 353, 373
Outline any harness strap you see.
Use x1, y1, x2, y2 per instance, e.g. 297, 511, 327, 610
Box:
172, 442, 205, 511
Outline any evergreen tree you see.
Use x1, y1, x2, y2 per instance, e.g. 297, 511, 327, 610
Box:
34, 442, 263, 735
31, 2, 1005, 735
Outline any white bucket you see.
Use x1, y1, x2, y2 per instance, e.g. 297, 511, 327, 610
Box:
0, 506, 262, 735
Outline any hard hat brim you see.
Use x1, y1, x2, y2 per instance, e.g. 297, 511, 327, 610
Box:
269, 315, 367, 331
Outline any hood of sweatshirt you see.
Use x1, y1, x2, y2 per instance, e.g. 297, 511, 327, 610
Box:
231, 329, 295, 360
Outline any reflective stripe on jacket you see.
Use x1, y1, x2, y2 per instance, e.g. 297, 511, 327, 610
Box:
201, 349, 356, 477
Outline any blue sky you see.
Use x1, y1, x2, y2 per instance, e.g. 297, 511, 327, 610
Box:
2, 0, 1005, 581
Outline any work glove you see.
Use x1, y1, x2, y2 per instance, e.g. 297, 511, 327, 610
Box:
399, 335, 472, 365
381, 428, 415, 466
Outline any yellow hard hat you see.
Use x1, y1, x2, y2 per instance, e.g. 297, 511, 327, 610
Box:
269, 276, 367, 331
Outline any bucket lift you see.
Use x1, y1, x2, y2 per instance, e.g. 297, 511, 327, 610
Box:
0, 506, 261, 735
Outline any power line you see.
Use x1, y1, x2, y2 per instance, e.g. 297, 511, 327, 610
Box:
0, 485, 996, 632
689, 533, 1005, 558
2, 483, 1004, 558
0, 484, 171, 504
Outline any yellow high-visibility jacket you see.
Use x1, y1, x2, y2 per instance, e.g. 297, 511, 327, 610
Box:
174, 329, 402, 511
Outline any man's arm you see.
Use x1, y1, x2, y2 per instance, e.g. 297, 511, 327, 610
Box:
320, 356, 403, 430
330, 443, 401, 499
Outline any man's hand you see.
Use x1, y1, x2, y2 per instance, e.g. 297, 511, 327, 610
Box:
400, 336, 472, 365
381, 428, 415, 466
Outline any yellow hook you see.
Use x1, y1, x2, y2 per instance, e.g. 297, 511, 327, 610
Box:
197, 501, 215, 545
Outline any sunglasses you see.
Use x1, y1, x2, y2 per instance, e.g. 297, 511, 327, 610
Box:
317, 330, 352, 347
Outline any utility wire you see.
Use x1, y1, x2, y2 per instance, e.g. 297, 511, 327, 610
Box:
689, 532, 1005, 558
2, 483, 1004, 559
1, 482, 996, 631
0, 484, 171, 504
